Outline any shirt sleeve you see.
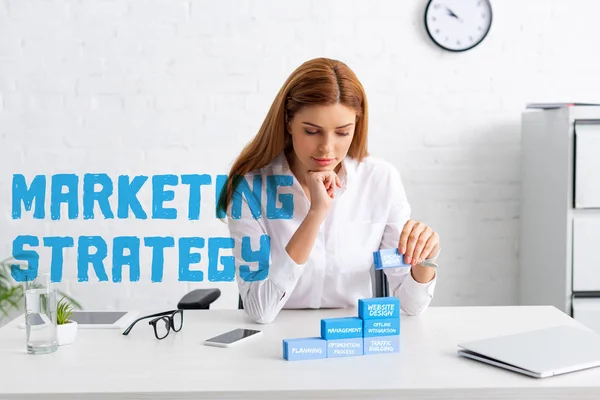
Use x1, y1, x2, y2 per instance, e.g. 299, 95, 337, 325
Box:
226, 183, 307, 324
379, 165, 437, 316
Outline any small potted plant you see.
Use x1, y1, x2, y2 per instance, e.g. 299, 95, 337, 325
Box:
56, 296, 78, 346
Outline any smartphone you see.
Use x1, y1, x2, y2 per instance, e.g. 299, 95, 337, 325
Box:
204, 328, 262, 348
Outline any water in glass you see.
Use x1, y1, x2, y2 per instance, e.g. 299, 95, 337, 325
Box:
24, 274, 58, 354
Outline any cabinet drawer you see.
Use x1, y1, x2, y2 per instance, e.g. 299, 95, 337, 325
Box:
573, 217, 600, 291
575, 122, 600, 208
573, 297, 600, 334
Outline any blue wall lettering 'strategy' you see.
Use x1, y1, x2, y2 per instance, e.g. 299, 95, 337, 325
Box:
10, 234, 271, 283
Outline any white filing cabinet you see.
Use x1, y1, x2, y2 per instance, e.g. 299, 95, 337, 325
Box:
519, 106, 600, 333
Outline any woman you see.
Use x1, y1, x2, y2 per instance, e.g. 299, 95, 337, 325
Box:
217, 57, 440, 324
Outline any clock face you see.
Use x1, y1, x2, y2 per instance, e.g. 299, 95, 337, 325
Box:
424, 0, 493, 52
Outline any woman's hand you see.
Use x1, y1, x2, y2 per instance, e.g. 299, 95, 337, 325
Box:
398, 220, 440, 265
306, 170, 342, 217
286, 170, 341, 266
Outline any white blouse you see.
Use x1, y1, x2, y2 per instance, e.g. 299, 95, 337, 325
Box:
226, 151, 437, 324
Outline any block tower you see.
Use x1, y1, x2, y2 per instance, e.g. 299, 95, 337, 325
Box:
282, 297, 400, 361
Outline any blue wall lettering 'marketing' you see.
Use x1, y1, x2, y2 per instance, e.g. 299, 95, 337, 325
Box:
11, 173, 294, 220
8, 173, 292, 283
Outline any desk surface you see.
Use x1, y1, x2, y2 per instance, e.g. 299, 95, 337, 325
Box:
1, 306, 600, 400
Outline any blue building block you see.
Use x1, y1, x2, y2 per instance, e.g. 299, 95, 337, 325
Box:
363, 317, 400, 337
321, 317, 363, 340
363, 335, 400, 355
326, 337, 363, 358
373, 248, 411, 270
358, 297, 400, 319
283, 337, 327, 361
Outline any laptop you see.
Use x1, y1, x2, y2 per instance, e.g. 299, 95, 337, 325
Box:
457, 325, 600, 378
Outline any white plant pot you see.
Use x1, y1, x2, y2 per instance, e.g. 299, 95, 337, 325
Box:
57, 321, 78, 346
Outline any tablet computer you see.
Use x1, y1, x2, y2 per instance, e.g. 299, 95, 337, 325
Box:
19, 310, 139, 329
69, 310, 139, 329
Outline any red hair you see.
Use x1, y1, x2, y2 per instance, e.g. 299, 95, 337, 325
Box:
217, 57, 369, 216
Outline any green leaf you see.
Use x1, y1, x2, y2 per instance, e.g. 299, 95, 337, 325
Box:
58, 291, 82, 310
0, 286, 23, 318
57, 296, 77, 325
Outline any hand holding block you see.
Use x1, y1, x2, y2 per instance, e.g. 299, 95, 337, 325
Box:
327, 338, 363, 358
283, 338, 327, 361
358, 297, 400, 319
363, 318, 400, 337
321, 317, 363, 340
373, 248, 411, 270
364, 336, 400, 355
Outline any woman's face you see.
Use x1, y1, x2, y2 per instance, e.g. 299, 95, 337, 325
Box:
287, 103, 356, 174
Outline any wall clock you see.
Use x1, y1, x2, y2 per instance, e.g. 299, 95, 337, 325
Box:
424, 0, 493, 52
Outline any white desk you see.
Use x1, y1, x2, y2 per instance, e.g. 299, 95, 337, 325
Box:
1, 306, 600, 399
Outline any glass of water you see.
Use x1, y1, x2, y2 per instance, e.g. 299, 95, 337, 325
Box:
24, 273, 58, 354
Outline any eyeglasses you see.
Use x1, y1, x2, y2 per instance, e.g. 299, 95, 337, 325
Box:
122, 309, 184, 340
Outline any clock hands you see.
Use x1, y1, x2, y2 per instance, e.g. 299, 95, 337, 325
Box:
445, 6, 463, 22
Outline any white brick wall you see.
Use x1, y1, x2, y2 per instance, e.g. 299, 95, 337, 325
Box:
2, 0, 600, 317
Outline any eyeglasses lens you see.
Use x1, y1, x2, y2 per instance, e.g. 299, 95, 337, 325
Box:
155, 317, 170, 339
172, 311, 183, 332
